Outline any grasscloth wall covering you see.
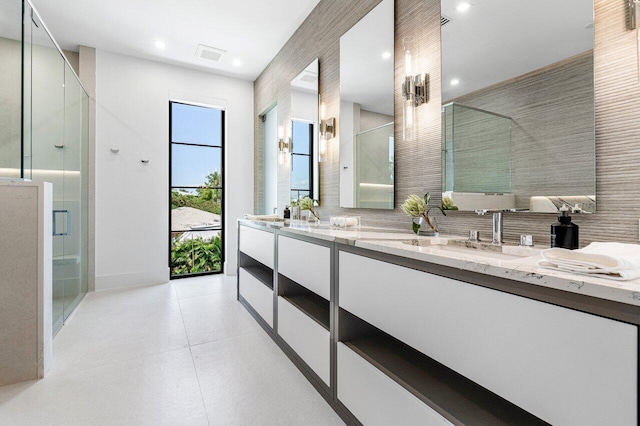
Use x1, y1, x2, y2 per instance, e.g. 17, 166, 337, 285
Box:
255, 0, 640, 247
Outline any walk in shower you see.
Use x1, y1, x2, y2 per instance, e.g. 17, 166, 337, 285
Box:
1, 0, 89, 334
441, 102, 512, 194
354, 123, 394, 209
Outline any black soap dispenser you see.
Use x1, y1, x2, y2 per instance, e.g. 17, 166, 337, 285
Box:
551, 204, 579, 249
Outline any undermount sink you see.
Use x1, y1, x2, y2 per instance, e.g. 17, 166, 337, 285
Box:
402, 239, 539, 261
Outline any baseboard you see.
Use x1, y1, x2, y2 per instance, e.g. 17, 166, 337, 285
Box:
95, 268, 169, 291
224, 261, 237, 276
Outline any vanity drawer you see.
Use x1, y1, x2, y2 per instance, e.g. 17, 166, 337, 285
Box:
278, 235, 330, 300
338, 251, 637, 426
278, 296, 330, 386
239, 268, 273, 328
337, 342, 451, 426
239, 225, 274, 269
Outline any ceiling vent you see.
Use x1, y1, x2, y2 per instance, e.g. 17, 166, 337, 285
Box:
300, 72, 318, 83
441, 15, 451, 26
195, 44, 227, 62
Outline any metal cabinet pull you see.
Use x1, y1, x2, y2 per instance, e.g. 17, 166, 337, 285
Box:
53, 210, 71, 236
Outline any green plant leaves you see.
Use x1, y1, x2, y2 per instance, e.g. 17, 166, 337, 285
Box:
412, 221, 421, 234
170, 234, 222, 276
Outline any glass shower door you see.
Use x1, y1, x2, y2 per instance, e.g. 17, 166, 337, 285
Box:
25, 6, 88, 333
27, 15, 66, 332
61, 63, 88, 320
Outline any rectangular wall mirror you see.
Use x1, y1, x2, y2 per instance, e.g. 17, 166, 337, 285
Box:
290, 59, 319, 203
440, 0, 595, 213
339, 0, 394, 209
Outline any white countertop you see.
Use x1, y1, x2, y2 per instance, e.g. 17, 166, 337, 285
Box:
239, 219, 640, 307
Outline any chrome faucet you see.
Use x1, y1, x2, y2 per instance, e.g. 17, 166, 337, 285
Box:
475, 209, 503, 245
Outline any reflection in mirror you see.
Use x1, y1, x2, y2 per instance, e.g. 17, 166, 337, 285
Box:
0, 0, 24, 178
339, 0, 394, 209
290, 59, 319, 203
441, 0, 595, 213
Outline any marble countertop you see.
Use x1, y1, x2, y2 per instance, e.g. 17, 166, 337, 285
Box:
239, 219, 640, 307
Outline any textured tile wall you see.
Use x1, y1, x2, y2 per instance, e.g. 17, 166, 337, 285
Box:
255, 0, 640, 247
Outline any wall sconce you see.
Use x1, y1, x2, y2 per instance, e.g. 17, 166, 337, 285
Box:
402, 37, 429, 141
628, 0, 640, 82
278, 124, 290, 166
319, 102, 336, 162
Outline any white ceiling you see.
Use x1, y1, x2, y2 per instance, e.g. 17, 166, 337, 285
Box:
29, 0, 322, 81
291, 59, 319, 94
441, 0, 594, 101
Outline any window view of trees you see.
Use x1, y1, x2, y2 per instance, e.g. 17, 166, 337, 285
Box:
171, 172, 222, 214
170, 102, 224, 277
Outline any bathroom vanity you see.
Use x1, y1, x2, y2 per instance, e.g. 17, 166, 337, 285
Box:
237, 219, 639, 426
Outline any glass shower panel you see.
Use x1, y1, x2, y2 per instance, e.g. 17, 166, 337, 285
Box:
441, 103, 512, 194
0, 0, 23, 178
62, 63, 88, 320
27, 14, 67, 332
354, 123, 394, 209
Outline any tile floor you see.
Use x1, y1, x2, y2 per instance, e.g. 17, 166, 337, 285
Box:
0, 275, 344, 425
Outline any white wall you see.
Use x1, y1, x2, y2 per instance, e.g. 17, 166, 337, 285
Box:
95, 51, 254, 289
291, 89, 317, 122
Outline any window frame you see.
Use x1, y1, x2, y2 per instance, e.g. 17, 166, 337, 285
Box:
290, 120, 314, 201
169, 100, 225, 279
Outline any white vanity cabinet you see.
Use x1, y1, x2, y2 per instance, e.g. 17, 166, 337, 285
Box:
337, 342, 452, 426
237, 224, 275, 328
236, 221, 640, 426
239, 225, 274, 269
338, 250, 638, 426
276, 234, 332, 388
277, 235, 331, 300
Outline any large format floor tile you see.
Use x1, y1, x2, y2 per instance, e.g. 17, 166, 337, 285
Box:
179, 290, 262, 346
192, 332, 343, 426
0, 348, 208, 426
51, 286, 189, 376
0, 274, 343, 425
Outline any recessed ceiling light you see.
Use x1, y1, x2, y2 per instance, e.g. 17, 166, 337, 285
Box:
381, 51, 392, 60
450, 79, 460, 86
154, 40, 166, 50
456, 2, 471, 12
232, 59, 242, 66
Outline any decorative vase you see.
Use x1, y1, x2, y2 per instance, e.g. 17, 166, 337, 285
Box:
291, 206, 300, 220
412, 216, 439, 236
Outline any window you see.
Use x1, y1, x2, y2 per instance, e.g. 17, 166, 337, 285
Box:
290, 120, 314, 201
169, 101, 224, 278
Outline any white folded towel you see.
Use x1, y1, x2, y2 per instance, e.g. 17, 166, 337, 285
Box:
538, 242, 640, 281
245, 214, 281, 222
329, 216, 359, 227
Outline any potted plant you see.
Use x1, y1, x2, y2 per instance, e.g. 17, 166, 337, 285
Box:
299, 197, 320, 222
401, 192, 446, 235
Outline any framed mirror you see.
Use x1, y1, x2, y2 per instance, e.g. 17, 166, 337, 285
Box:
290, 59, 319, 203
339, 0, 395, 209
441, 0, 595, 213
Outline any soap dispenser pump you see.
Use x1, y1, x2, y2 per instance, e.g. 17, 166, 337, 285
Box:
551, 204, 579, 249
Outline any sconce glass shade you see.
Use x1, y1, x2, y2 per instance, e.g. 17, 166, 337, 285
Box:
403, 37, 414, 76
318, 134, 327, 163
403, 98, 416, 141
403, 37, 416, 141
